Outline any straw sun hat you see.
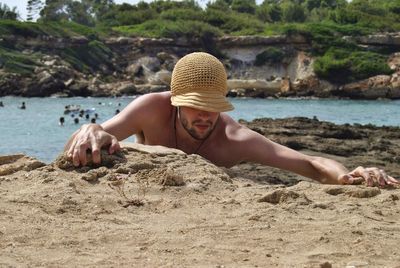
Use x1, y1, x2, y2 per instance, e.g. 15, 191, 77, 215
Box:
170, 52, 234, 112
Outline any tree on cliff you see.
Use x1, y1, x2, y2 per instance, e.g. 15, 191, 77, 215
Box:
0, 3, 19, 20
256, 2, 282, 22
39, 0, 114, 26
231, 0, 257, 14
27, 0, 44, 21
281, 2, 306, 22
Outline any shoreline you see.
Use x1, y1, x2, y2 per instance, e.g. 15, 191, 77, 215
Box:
1, 116, 399, 164
1, 93, 400, 101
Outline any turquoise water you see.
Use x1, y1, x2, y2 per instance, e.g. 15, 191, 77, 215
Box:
1, 96, 399, 163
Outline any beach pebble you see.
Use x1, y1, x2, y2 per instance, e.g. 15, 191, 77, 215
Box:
346, 260, 369, 267
258, 189, 312, 205
320, 262, 332, 268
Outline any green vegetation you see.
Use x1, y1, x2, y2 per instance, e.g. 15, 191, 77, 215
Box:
0, 19, 110, 75
113, 19, 222, 39
314, 48, 393, 83
255, 47, 285, 66
60, 40, 114, 73
0, 19, 102, 39
0, 46, 40, 75
1, 0, 399, 81
0, 3, 18, 20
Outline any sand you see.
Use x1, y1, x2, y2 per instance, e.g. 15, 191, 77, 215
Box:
1, 118, 399, 267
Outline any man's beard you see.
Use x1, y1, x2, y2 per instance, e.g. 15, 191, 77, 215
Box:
178, 106, 220, 141
180, 117, 214, 140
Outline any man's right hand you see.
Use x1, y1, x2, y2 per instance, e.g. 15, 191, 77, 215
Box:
64, 124, 120, 167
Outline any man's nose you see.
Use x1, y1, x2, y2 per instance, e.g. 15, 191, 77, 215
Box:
198, 111, 211, 119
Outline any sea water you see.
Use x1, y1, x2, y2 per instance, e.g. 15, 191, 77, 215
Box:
0, 96, 399, 163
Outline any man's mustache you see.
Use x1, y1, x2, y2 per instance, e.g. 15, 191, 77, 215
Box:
193, 120, 212, 126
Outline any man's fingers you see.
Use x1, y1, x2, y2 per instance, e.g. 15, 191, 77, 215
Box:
339, 174, 352, 184
350, 176, 365, 185
378, 169, 391, 186
78, 143, 88, 166
369, 168, 384, 187
387, 176, 400, 185
344, 166, 398, 188
350, 166, 373, 186
339, 174, 364, 185
91, 142, 101, 164
67, 139, 77, 159
66, 124, 119, 167
72, 148, 80, 167
109, 137, 120, 154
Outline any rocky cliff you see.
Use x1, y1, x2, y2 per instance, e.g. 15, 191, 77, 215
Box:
1, 33, 400, 99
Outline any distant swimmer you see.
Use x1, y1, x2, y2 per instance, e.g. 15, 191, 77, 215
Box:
19, 102, 26, 109
74, 118, 79, 124
91, 118, 96, 124
59, 117, 65, 126
85, 114, 90, 120
64, 104, 81, 114
94, 113, 99, 119
0, 101, 4, 107
115, 109, 120, 115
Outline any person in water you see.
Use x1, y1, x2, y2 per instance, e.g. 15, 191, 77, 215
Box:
59, 117, 65, 126
64, 52, 399, 188
19, 102, 26, 109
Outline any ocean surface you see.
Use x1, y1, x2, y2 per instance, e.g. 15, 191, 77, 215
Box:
1, 96, 399, 163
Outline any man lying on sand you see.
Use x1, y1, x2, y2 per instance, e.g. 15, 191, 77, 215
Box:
64, 52, 399, 188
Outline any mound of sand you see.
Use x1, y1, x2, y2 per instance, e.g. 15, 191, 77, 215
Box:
1, 118, 399, 267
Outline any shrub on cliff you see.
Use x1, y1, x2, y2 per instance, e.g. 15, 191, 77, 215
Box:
255, 47, 285, 66
329, 6, 400, 32
160, 8, 204, 21
113, 9, 157, 26
113, 19, 222, 39
60, 40, 114, 73
314, 48, 393, 83
0, 20, 101, 39
203, 9, 264, 35
0, 46, 39, 75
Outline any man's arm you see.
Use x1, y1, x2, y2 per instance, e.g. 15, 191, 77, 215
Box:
101, 93, 167, 140
64, 92, 169, 166
238, 127, 399, 187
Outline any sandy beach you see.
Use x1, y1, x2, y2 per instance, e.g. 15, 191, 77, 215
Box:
1, 118, 399, 267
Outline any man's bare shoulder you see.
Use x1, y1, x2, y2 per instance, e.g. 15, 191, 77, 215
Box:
135, 92, 172, 108
219, 114, 253, 141
126, 92, 172, 119
206, 114, 256, 167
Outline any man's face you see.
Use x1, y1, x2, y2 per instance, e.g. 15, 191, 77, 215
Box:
179, 106, 220, 140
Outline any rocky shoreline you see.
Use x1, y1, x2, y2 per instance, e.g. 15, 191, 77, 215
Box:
1, 118, 399, 266
1, 34, 400, 99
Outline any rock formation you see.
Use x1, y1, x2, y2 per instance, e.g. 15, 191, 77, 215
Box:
1, 34, 400, 99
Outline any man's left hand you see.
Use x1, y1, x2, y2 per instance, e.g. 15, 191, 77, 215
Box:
339, 166, 400, 187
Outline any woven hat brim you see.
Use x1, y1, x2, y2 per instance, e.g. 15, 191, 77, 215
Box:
171, 92, 234, 112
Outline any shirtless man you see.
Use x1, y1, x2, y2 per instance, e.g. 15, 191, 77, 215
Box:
65, 52, 399, 187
